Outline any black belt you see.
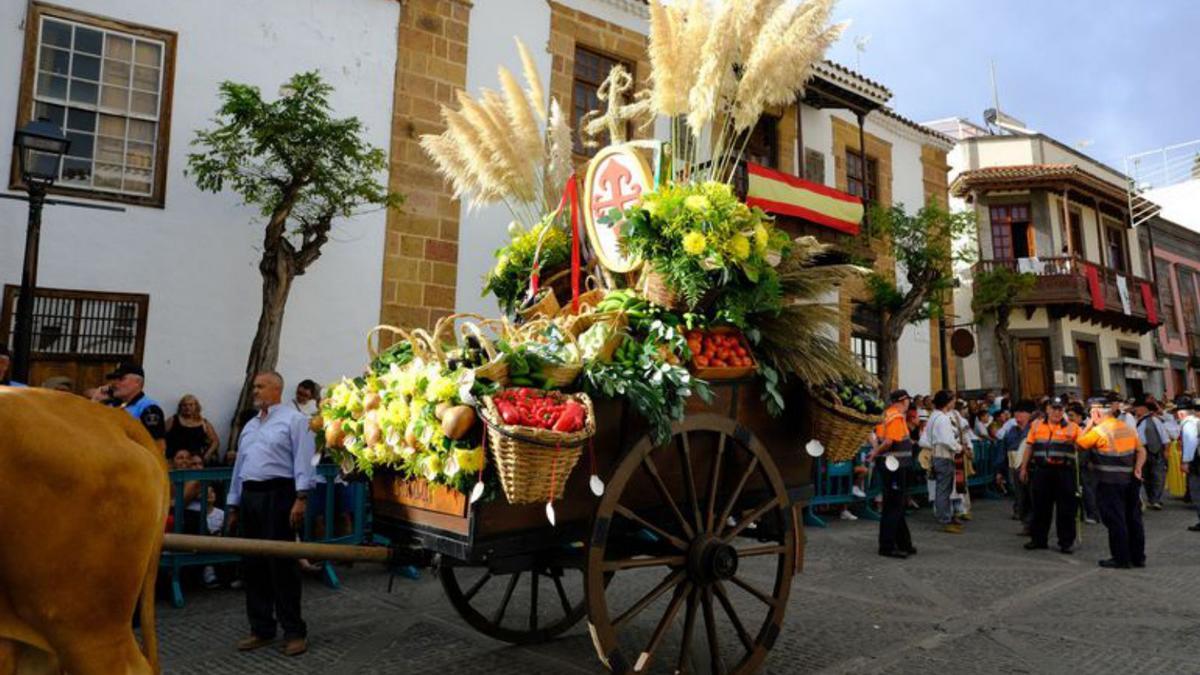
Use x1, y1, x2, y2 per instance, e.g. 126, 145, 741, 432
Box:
242, 477, 294, 492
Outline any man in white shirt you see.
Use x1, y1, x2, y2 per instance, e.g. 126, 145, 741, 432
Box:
227, 372, 316, 657
923, 390, 962, 534
1177, 397, 1200, 533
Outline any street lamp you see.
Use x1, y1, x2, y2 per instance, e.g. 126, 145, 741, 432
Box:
11, 118, 69, 384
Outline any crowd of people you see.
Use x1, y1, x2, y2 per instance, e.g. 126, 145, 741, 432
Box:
856, 386, 1198, 570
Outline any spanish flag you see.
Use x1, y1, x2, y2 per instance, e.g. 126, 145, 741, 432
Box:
744, 162, 864, 236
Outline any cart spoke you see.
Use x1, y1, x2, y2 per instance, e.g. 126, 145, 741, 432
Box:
642, 453, 696, 539
736, 544, 787, 558
551, 571, 573, 617
463, 570, 493, 601
491, 571, 522, 626
704, 432, 727, 535
723, 496, 782, 541
716, 456, 760, 535
713, 581, 754, 652
529, 569, 539, 632
613, 567, 686, 630
702, 586, 722, 675
676, 432, 704, 534
615, 504, 689, 551
676, 586, 699, 675
634, 580, 692, 673
728, 574, 777, 608
603, 555, 687, 572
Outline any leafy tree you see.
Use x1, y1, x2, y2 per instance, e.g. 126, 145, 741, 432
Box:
861, 201, 976, 392
187, 72, 403, 445
972, 267, 1037, 392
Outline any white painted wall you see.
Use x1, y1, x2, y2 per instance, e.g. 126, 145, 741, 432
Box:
1147, 179, 1200, 231
0, 0, 399, 442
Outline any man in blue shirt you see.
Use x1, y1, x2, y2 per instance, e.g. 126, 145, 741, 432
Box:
1176, 397, 1200, 533
226, 371, 316, 657
106, 362, 166, 456
1003, 400, 1035, 533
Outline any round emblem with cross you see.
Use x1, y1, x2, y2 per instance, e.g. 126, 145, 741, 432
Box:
583, 145, 652, 273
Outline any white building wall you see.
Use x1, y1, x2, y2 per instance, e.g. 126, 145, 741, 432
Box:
0, 0, 400, 439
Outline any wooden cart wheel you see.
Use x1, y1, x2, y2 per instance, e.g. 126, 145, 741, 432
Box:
439, 552, 590, 645
586, 414, 795, 674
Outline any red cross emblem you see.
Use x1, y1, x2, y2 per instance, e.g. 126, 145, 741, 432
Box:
591, 157, 643, 232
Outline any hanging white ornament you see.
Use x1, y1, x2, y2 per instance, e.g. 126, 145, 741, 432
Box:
805, 440, 825, 458
545, 501, 557, 526
589, 474, 605, 497
469, 481, 485, 504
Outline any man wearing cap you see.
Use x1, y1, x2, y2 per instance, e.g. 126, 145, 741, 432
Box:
1134, 399, 1170, 510
107, 361, 166, 456
866, 389, 916, 559
1019, 396, 1081, 553
1177, 397, 1200, 532
1077, 396, 1147, 568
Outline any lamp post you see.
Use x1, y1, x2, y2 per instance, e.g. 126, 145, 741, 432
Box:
11, 118, 69, 384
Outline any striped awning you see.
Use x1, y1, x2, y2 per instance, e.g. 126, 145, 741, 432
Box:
744, 162, 864, 235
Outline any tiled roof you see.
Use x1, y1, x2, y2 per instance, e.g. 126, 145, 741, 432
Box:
812, 60, 891, 105
950, 163, 1150, 208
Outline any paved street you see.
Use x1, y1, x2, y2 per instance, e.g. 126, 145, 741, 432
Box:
157, 496, 1200, 674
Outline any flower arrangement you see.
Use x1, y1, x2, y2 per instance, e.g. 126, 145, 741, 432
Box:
483, 217, 570, 316
615, 180, 790, 320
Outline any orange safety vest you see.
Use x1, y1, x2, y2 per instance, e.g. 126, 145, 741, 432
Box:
1026, 419, 1080, 466
1078, 418, 1139, 483
874, 405, 913, 462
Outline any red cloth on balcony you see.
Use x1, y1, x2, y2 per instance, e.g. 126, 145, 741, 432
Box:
1084, 263, 1104, 310
1141, 282, 1158, 324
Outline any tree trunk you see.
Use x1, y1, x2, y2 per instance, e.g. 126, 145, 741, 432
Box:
877, 313, 907, 395
227, 254, 296, 451
993, 307, 1015, 394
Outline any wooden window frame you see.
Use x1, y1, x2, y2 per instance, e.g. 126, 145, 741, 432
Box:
744, 114, 779, 170
1, 285, 149, 361
11, 2, 177, 208
1103, 218, 1129, 275
845, 151, 878, 204
1067, 208, 1084, 257
989, 203, 1032, 260
1156, 259, 1179, 340
570, 44, 632, 158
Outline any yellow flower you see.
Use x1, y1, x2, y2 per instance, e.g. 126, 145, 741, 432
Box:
644, 198, 662, 217
684, 195, 711, 212
682, 231, 707, 256
754, 224, 769, 253
730, 234, 751, 260
455, 447, 485, 473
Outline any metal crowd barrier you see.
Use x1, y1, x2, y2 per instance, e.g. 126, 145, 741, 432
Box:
161, 464, 367, 608
803, 440, 1004, 528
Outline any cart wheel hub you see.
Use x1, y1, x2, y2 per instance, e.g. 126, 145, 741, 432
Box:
689, 537, 739, 583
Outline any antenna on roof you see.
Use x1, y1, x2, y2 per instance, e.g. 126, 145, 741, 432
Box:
854, 35, 870, 72
982, 60, 1034, 136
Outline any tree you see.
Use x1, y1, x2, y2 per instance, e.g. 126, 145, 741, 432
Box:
862, 201, 976, 393
972, 267, 1037, 392
187, 72, 403, 446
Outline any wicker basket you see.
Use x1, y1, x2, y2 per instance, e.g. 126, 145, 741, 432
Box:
517, 287, 560, 321
480, 392, 596, 504
810, 394, 881, 463
566, 311, 627, 362
516, 319, 583, 387
366, 324, 437, 363
640, 266, 687, 311
456, 318, 510, 385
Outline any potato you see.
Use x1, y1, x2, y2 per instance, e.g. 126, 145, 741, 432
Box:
440, 405, 477, 440
364, 415, 382, 447
435, 401, 452, 419
363, 392, 382, 412
324, 422, 345, 448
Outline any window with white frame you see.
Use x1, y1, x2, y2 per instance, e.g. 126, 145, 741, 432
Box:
851, 335, 879, 376
17, 4, 175, 205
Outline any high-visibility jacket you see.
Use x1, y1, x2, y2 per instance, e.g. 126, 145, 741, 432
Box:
874, 404, 913, 465
1025, 419, 1080, 466
1077, 417, 1140, 484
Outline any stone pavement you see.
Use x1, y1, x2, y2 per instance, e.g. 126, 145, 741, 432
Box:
156, 496, 1200, 674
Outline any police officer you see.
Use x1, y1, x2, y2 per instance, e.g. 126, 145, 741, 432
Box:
1076, 396, 1147, 569
107, 362, 167, 456
1020, 396, 1080, 553
867, 389, 915, 559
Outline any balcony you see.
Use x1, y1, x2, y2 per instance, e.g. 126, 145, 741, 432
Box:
972, 256, 1159, 334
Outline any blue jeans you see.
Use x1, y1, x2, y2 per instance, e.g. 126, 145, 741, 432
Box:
933, 457, 955, 524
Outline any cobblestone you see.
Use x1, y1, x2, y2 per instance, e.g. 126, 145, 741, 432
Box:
155, 496, 1200, 674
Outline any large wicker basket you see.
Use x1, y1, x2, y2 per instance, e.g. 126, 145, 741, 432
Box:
479, 392, 596, 504
640, 267, 686, 311
811, 394, 881, 463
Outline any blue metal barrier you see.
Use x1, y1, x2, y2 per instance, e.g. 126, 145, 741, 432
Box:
161, 464, 367, 608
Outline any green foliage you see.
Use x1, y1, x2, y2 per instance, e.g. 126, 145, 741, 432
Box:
861, 200, 976, 324
186, 71, 403, 272
972, 267, 1037, 319
483, 217, 570, 315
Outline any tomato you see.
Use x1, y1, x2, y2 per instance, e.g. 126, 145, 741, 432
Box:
695, 355, 710, 367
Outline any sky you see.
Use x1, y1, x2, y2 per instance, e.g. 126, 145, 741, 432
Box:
824, 0, 1200, 173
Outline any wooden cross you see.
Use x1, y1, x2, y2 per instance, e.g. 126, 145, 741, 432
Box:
580, 64, 653, 148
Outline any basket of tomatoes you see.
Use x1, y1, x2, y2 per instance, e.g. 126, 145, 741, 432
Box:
685, 327, 757, 380
479, 388, 596, 504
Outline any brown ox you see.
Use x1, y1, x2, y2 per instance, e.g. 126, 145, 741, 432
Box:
0, 387, 166, 674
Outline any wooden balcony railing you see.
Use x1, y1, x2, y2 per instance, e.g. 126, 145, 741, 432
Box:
973, 256, 1156, 328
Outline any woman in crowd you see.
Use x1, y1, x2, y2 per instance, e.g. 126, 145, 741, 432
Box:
165, 394, 220, 464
